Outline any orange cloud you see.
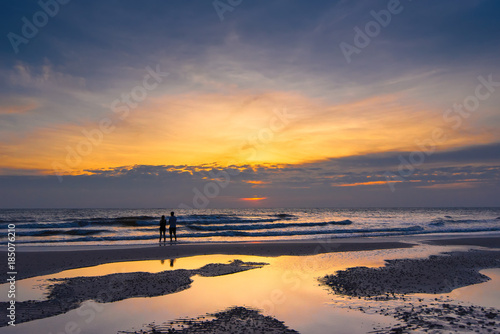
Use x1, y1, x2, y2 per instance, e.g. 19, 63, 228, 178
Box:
242, 180, 271, 188
416, 182, 481, 189
0, 101, 38, 115
336, 180, 395, 187
336, 180, 422, 187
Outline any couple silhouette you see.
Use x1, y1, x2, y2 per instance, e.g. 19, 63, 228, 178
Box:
160, 211, 177, 243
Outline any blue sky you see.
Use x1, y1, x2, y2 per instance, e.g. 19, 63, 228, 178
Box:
1, 0, 500, 208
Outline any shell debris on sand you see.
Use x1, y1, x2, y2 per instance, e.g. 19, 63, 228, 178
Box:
320, 250, 500, 333
118, 306, 300, 334
339, 295, 499, 333
320, 250, 500, 297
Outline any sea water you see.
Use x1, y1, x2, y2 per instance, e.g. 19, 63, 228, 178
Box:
0, 207, 499, 246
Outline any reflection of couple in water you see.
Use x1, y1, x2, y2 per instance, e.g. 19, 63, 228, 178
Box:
159, 211, 177, 243
160, 259, 176, 267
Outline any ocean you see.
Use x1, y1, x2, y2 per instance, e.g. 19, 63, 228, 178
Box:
1, 207, 500, 247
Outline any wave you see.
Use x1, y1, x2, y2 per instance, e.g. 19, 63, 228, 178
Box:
192, 225, 424, 237
8, 216, 158, 229
75, 216, 157, 227
429, 220, 445, 226
8, 215, 300, 229
183, 218, 283, 225
1, 213, 299, 229
273, 213, 296, 219
0, 218, 37, 224
15, 229, 109, 237
429, 217, 497, 226
11, 225, 500, 245
187, 220, 353, 231
10, 225, 425, 243
0, 214, 334, 230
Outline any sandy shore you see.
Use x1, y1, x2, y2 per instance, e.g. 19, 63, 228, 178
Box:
423, 236, 500, 248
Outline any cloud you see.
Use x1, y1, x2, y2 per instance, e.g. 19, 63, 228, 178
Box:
0, 99, 38, 115
1, 139, 499, 209
336, 180, 401, 187
1, 0, 500, 207
2, 88, 497, 174
1, 162, 499, 208
415, 182, 481, 190
8, 61, 86, 90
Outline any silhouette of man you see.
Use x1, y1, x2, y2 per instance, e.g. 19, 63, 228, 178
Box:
169, 211, 177, 243
159, 215, 167, 243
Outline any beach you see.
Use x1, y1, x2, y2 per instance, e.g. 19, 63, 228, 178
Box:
1, 234, 499, 333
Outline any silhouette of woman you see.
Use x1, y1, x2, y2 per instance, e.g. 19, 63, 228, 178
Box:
159, 215, 167, 242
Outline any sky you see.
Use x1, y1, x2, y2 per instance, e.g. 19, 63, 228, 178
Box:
1, 0, 500, 208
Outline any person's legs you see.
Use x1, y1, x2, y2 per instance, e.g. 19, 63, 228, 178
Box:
173, 228, 177, 242
169, 227, 173, 242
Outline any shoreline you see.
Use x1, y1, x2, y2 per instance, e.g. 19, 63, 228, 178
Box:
3, 234, 500, 281
13, 230, 500, 251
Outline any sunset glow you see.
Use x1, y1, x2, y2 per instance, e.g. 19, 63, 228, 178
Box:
1, 1, 499, 208
240, 197, 268, 202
